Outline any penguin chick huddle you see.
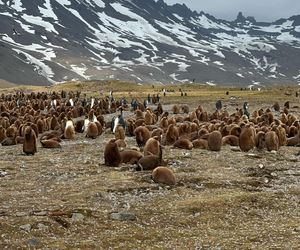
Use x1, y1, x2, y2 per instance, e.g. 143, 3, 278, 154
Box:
103, 99, 300, 186
1, 90, 299, 187
0, 90, 121, 155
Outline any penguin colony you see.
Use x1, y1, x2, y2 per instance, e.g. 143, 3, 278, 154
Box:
1, 90, 300, 186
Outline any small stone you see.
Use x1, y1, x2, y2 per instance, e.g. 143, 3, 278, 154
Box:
289, 158, 298, 162
16, 212, 27, 217
246, 153, 262, 159
20, 224, 31, 232
193, 212, 200, 217
270, 172, 278, 178
33, 211, 47, 216
231, 147, 241, 152
37, 223, 48, 230
293, 227, 300, 232
71, 213, 85, 222
27, 238, 38, 246
182, 152, 191, 157
110, 212, 136, 221
0, 171, 8, 177
259, 164, 264, 169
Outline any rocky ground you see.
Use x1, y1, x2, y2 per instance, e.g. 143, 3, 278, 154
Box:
0, 83, 300, 249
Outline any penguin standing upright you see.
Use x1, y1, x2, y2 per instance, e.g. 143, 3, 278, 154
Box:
215, 100, 222, 110
243, 102, 250, 118
23, 126, 37, 155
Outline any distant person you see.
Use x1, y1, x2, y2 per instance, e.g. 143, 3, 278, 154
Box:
216, 100, 222, 110
157, 93, 160, 103
131, 99, 138, 111
243, 102, 250, 118
144, 99, 148, 109
109, 90, 113, 100
121, 97, 127, 106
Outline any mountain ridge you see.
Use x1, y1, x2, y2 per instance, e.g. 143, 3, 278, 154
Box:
0, 0, 300, 87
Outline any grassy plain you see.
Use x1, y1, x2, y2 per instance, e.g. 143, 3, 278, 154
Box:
0, 80, 299, 249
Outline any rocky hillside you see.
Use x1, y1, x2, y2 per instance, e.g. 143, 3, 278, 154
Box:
0, 0, 300, 86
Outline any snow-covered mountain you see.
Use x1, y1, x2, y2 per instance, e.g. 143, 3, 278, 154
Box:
0, 0, 300, 86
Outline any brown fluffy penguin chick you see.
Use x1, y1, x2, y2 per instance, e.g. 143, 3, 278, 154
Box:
115, 124, 125, 140
144, 137, 161, 156
40, 139, 61, 148
274, 125, 287, 146
192, 138, 208, 149
0, 125, 6, 142
64, 120, 75, 139
152, 167, 176, 185
6, 126, 17, 138
137, 155, 162, 171
36, 118, 45, 133
40, 130, 62, 142
207, 130, 222, 151
222, 135, 239, 146
134, 126, 150, 146
95, 121, 103, 136
230, 125, 242, 137
115, 139, 127, 148
181, 104, 189, 114
172, 105, 180, 114
23, 126, 37, 155
127, 119, 136, 136
144, 110, 154, 125
50, 115, 59, 130
239, 124, 256, 152
75, 120, 85, 133
174, 138, 193, 150
159, 117, 169, 130
120, 150, 143, 164
284, 101, 290, 109
198, 128, 209, 138
273, 102, 280, 112
151, 128, 164, 139
135, 109, 144, 120
1, 136, 16, 146
164, 124, 179, 145
16, 136, 24, 144
104, 139, 122, 167
255, 131, 266, 150
287, 132, 300, 146
86, 122, 99, 139
265, 131, 279, 151
288, 126, 298, 137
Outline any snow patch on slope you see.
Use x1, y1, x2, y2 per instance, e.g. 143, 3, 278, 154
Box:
22, 14, 58, 34
11, 0, 25, 12
13, 48, 55, 83
38, 0, 58, 20
70, 64, 90, 79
